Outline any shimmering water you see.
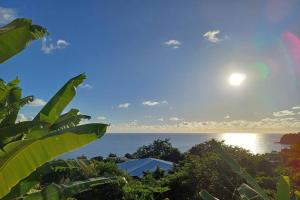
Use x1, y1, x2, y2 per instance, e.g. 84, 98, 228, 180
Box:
61, 133, 283, 159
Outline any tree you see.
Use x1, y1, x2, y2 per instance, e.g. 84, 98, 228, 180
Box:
281, 142, 300, 188
132, 139, 184, 163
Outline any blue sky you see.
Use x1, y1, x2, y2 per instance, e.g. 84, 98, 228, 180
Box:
1, 0, 300, 133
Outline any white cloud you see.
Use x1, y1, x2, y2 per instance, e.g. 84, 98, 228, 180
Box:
169, 117, 181, 121
56, 40, 70, 48
273, 110, 295, 117
292, 106, 300, 110
118, 103, 130, 109
164, 39, 181, 49
97, 116, 106, 120
0, 7, 17, 25
41, 38, 70, 54
80, 83, 93, 89
225, 115, 231, 119
110, 117, 300, 133
28, 98, 47, 107
142, 100, 168, 107
17, 114, 33, 122
203, 30, 222, 43
158, 118, 164, 122
142, 101, 159, 106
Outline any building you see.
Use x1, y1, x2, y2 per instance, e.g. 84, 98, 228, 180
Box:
118, 158, 174, 178
277, 133, 300, 149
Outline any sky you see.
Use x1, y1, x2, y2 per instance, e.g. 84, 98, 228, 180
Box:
0, 0, 300, 133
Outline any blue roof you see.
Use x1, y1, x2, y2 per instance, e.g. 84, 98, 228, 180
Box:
118, 158, 174, 178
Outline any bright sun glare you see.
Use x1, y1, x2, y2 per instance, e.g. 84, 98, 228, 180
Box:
228, 73, 246, 86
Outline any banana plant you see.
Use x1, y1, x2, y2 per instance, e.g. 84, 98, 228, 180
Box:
0, 18, 109, 199
0, 74, 108, 199
0, 18, 48, 64
3, 158, 103, 200
3, 159, 124, 199
23, 177, 118, 200
199, 141, 300, 200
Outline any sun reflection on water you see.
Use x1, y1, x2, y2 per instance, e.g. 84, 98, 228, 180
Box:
220, 133, 258, 154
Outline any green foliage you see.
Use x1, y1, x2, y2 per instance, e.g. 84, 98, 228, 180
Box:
281, 143, 300, 188
132, 139, 184, 163
276, 176, 290, 200
24, 177, 116, 200
0, 17, 110, 200
0, 18, 48, 63
212, 140, 269, 200
199, 141, 300, 200
199, 190, 219, 200
237, 184, 262, 200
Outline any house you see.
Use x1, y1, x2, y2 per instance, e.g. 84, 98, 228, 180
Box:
277, 133, 300, 149
118, 158, 174, 178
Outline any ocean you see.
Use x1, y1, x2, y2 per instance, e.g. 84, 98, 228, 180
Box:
60, 133, 284, 159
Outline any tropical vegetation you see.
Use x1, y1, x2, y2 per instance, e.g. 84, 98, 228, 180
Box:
0, 16, 299, 200
0, 18, 108, 199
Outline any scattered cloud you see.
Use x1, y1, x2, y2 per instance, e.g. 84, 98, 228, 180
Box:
142, 100, 168, 107
0, 7, 17, 25
110, 117, 300, 133
79, 83, 93, 89
169, 117, 181, 121
17, 114, 33, 122
225, 115, 231, 119
203, 30, 222, 43
142, 101, 159, 106
292, 106, 300, 110
28, 98, 47, 107
97, 116, 106, 120
158, 118, 164, 122
118, 103, 130, 109
41, 38, 70, 54
273, 110, 295, 117
164, 39, 181, 49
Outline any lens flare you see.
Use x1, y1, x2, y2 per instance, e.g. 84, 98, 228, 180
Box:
254, 62, 270, 80
282, 32, 300, 81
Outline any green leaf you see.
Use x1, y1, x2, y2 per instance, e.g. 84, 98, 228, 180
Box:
34, 74, 86, 125
24, 177, 116, 200
199, 190, 220, 200
0, 87, 21, 126
0, 78, 20, 106
276, 176, 290, 200
0, 18, 48, 64
50, 108, 91, 130
238, 183, 264, 200
2, 159, 89, 200
0, 123, 107, 198
0, 121, 39, 149
212, 141, 270, 200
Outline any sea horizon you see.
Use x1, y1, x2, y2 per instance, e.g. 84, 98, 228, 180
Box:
60, 132, 284, 159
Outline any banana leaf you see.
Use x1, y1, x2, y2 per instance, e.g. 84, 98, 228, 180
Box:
276, 176, 290, 200
238, 183, 264, 200
199, 190, 220, 200
23, 177, 116, 200
0, 123, 107, 198
0, 18, 48, 64
34, 74, 86, 125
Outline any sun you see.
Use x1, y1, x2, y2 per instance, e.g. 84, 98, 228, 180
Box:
228, 73, 246, 86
